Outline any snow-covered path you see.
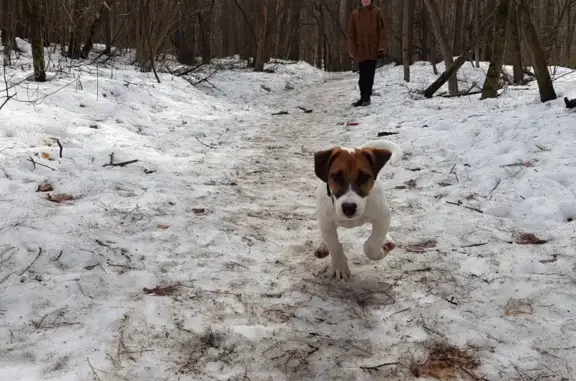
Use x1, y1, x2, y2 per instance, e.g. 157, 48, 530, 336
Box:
2, 54, 576, 381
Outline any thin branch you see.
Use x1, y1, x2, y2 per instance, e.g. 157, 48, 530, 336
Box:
19, 248, 43, 276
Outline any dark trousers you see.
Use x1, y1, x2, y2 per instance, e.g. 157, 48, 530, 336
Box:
358, 60, 377, 101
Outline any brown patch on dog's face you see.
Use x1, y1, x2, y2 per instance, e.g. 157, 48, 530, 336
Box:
314, 147, 392, 199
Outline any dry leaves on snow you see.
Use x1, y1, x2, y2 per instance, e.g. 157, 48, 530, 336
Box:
411, 343, 480, 380
41, 152, 54, 161
514, 233, 547, 245
36, 183, 54, 192
406, 240, 437, 253
157, 224, 170, 230
143, 284, 179, 296
46, 193, 75, 203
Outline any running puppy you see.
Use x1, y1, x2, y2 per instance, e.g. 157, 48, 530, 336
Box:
313, 139, 403, 280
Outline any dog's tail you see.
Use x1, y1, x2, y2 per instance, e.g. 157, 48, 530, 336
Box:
361, 139, 403, 167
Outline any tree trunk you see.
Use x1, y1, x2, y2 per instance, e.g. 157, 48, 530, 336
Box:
474, 0, 481, 67
423, 0, 458, 94
197, 0, 215, 64
1, 0, 13, 66
481, 0, 511, 99
23, 0, 46, 82
80, 2, 108, 59
564, 3, 576, 66
402, 0, 414, 81
509, 2, 524, 84
453, 0, 464, 53
254, 0, 269, 72
67, 0, 85, 59
287, 0, 302, 61
517, 0, 557, 102
175, 2, 196, 65
103, 0, 113, 55
421, 3, 430, 61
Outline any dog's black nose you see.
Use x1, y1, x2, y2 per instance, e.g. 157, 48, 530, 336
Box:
342, 202, 357, 217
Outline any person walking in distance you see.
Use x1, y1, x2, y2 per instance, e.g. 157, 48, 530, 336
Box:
347, 0, 389, 107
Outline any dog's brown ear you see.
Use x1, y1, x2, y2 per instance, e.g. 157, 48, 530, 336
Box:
362, 148, 392, 178
314, 148, 338, 183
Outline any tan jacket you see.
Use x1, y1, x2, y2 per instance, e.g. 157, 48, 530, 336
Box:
346, 4, 389, 63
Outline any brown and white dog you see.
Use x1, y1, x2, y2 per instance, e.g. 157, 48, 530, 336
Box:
313, 139, 403, 280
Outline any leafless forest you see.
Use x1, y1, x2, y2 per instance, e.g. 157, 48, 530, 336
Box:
1, 0, 575, 100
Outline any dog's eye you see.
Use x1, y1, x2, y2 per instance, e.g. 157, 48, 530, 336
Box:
330, 172, 344, 183
357, 172, 371, 184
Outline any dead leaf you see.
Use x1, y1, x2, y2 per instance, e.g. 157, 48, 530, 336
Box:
191, 208, 206, 215
47, 193, 74, 203
143, 284, 179, 296
411, 343, 480, 380
406, 240, 437, 253
406, 179, 417, 188
504, 298, 533, 316
539, 255, 558, 264
41, 152, 54, 161
158, 224, 170, 230
36, 183, 54, 192
514, 233, 547, 245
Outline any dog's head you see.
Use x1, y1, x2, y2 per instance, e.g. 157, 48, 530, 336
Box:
314, 146, 392, 220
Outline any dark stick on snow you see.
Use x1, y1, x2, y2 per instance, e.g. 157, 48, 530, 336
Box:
360, 362, 399, 371
103, 159, 139, 167
298, 106, 313, 113
28, 156, 56, 171
53, 250, 63, 261
55, 139, 63, 158
446, 201, 484, 214
195, 137, 216, 149
377, 131, 399, 137
272, 111, 289, 115
19, 247, 43, 276
449, 164, 459, 183
109, 152, 115, 165
462, 242, 488, 248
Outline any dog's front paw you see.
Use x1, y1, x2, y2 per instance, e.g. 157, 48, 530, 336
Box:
364, 235, 396, 261
329, 258, 351, 280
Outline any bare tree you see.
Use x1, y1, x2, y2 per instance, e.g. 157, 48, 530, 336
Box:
254, 0, 270, 71
402, 0, 414, 82
481, 0, 512, 99
517, 0, 557, 102
423, 0, 458, 94
23, 0, 47, 82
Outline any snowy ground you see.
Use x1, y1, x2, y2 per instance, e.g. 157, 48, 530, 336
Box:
1, 42, 576, 381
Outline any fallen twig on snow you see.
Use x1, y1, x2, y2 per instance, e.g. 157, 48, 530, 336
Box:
272, 111, 289, 115
446, 200, 483, 214
53, 250, 63, 261
103, 159, 139, 167
28, 156, 56, 171
19, 248, 43, 276
195, 136, 217, 149
298, 106, 313, 113
449, 164, 459, 183
377, 131, 399, 137
360, 361, 399, 371
87, 357, 103, 381
0, 272, 15, 285
55, 138, 63, 158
